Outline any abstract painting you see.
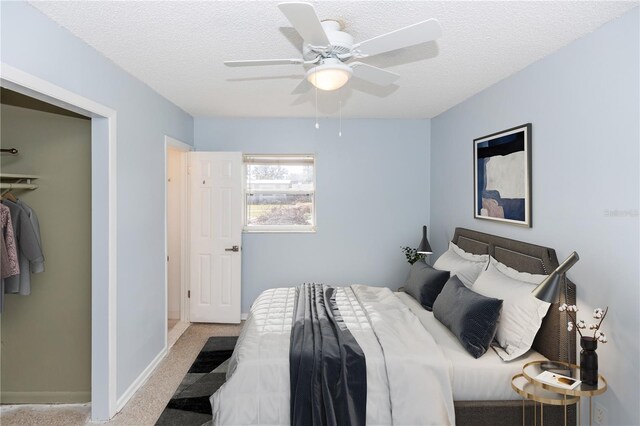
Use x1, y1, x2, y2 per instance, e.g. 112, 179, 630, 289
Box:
474, 124, 531, 227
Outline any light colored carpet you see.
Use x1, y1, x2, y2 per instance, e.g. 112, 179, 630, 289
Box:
168, 321, 190, 349
0, 404, 91, 426
168, 319, 179, 331
0, 322, 243, 426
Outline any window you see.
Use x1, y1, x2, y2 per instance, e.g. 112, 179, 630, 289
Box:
243, 154, 316, 232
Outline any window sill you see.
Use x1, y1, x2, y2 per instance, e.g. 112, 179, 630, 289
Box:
243, 226, 317, 234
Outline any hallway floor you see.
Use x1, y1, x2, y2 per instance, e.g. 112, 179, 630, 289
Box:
168, 318, 179, 331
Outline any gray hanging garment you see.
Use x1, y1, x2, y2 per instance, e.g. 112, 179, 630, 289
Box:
17, 200, 44, 273
2, 200, 44, 295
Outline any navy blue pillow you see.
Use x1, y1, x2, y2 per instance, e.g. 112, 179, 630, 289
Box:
433, 275, 503, 358
404, 261, 450, 311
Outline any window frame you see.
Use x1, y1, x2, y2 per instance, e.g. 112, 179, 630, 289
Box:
242, 154, 317, 233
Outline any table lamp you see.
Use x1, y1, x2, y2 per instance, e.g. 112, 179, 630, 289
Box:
531, 251, 580, 373
417, 226, 432, 255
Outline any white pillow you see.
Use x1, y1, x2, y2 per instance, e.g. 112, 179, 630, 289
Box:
473, 257, 551, 361
433, 241, 489, 287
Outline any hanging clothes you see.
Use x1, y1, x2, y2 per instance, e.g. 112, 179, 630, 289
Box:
1, 203, 20, 313
0, 203, 20, 279
1, 232, 13, 277
17, 200, 45, 273
1, 199, 44, 295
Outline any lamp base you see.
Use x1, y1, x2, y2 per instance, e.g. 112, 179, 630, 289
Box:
540, 361, 573, 377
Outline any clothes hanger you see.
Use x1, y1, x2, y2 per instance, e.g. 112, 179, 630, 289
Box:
0, 191, 18, 202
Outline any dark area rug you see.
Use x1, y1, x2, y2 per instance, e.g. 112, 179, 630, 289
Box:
155, 336, 238, 426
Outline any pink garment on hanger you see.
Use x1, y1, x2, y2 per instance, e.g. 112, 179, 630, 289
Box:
1, 203, 20, 279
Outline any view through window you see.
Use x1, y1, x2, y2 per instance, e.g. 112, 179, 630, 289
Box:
244, 155, 315, 231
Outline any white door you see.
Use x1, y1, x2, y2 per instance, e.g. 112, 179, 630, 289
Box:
189, 152, 242, 323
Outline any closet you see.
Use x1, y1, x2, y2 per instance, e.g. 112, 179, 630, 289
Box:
0, 88, 92, 404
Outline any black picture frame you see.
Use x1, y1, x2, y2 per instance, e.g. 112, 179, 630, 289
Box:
473, 123, 532, 227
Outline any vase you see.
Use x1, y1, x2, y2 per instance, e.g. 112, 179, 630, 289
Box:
580, 336, 598, 386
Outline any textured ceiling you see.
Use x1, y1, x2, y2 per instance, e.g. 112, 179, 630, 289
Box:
30, 1, 637, 118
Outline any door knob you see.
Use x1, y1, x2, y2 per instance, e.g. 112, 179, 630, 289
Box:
225, 245, 240, 252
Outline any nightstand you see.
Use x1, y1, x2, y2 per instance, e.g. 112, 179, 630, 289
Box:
511, 373, 579, 426
512, 360, 608, 426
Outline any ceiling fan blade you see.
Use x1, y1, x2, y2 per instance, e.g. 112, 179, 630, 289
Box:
350, 62, 399, 86
224, 59, 304, 67
278, 2, 329, 47
291, 79, 312, 94
355, 19, 442, 57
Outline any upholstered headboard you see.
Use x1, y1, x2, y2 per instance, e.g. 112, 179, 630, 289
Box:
451, 228, 577, 364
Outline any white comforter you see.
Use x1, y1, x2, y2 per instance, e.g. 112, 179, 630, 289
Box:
211, 285, 455, 425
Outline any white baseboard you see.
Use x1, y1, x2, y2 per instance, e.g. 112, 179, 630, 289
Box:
115, 346, 167, 412
0, 391, 91, 404
241, 313, 248, 320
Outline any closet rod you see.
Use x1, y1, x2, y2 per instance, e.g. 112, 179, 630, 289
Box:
0, 148, 19, 154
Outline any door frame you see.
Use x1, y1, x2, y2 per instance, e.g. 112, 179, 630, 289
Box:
1, 63, 118, 421
164, 136, 192, 349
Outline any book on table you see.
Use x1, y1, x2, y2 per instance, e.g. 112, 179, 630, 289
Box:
535, 370, 582, 390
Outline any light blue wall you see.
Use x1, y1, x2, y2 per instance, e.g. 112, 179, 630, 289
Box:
195, 118, 430, 312
1, 1, 194, 401
4, 2, 638, 423
431, 8, 639, 425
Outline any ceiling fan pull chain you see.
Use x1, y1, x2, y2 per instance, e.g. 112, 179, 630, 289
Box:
315, 75, 319, 129
338, 100, 342, 137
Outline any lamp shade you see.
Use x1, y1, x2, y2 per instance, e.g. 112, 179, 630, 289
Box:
531, 272, 562, 303
417, 226, 432, 254
531, 251, 580, 303
306, 58, 352, 91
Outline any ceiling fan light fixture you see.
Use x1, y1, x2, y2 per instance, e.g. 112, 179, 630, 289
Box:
306, 58, 352, 91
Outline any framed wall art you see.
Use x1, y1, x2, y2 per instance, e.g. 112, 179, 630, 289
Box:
474, 123, 531, 227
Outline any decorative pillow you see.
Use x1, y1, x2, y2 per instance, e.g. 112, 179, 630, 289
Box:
404, 261, 450, 311
472, 257, 551, 361
433, 241, 489, 287
432, 275, 503, 358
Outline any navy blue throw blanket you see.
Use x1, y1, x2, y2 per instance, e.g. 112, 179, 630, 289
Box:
290, 284, 367, 426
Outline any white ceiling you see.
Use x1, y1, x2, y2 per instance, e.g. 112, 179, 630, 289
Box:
30, 1, 637, 119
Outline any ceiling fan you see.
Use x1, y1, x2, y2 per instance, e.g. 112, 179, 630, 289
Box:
224, 2, 442, 93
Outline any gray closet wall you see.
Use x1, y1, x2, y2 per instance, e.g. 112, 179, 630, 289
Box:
1, 99, 91, 403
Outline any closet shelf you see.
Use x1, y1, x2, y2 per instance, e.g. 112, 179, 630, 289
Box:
0, 174, 39, 193
0, 173, 40, 180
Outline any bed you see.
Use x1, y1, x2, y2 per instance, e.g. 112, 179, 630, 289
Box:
210, 228, 577, 425
446, 228, 577, 425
